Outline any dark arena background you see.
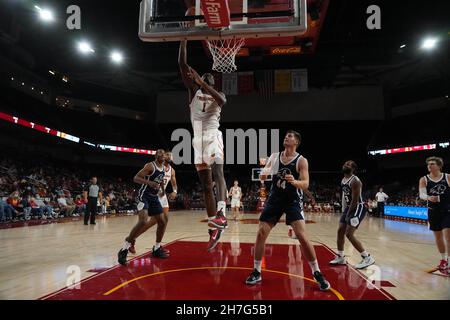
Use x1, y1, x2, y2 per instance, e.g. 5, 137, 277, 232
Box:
0, 0, 449, 310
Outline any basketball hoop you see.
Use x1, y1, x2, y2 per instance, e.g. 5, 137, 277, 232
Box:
206, 38, 245, 73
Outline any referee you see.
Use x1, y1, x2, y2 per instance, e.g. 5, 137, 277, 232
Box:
83, 177, 102, 225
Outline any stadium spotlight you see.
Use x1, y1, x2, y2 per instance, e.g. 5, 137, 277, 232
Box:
78, 41, 95, 54
400, 44, 406, 49
110, 51, 124, 64
421, 37, 438, 50
35, 5, 54, 22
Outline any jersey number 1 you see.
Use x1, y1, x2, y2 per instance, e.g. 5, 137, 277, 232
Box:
202, 102, 206, 112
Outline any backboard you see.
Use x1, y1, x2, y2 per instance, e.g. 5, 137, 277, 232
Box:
139, 0, 308, 42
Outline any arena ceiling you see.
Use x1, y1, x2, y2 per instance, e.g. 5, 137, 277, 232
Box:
0, 0, 449, 103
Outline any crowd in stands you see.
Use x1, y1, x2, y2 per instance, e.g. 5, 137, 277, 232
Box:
0, 155, 138, 222
0, 152, 426, 223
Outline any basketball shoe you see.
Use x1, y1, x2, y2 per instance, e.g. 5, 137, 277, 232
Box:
118, 248, 128, 266
208, 209, 228, 229
152, 246, 170, 258
313, 271, 331, 291
329, 255, 346, 265
207, 228, 223, 251
245, 269, 262, 285
355, 255, 375, 269
437, 259, 448, 274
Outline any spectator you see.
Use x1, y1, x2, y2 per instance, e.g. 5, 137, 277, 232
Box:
0, 198, 14, 222
34, 195, 55, 219
74, 195, 86, 215
57, 194, 76, 217
29, 197, 44, 219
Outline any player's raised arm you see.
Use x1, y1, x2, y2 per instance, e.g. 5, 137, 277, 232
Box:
178, 41, 196, 96
187, 67, 227, 107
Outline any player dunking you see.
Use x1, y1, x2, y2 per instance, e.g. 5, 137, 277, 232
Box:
418, 157, 450, 274
117, 149, 169, 265
245, 131, 331, 291
228, 180, 242, 221
128, 150, 178, 254
329, 161, 375, 269
179, 40, 228, 251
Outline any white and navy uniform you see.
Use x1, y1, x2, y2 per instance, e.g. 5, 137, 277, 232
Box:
424, 173, 450, 231
340, 175, 367, 228
260, 152, 304, 226
136, 162, 165, 215
158, 164, 172, 209
230, 186, 242, 208
190, 89, 225, 166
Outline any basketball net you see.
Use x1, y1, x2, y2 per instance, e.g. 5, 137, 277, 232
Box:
206, 38, 245, 73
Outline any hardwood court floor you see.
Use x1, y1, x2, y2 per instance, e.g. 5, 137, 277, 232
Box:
0, 211, 448, 300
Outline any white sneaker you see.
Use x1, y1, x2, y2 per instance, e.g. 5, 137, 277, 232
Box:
355, 255, 375, 269
330, 255, 346, 265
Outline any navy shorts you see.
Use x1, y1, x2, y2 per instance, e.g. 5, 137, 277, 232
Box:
340, 204, 367, 228
137, 193, 163, 216
259, 195, 304, 226
428, 207, 450, 232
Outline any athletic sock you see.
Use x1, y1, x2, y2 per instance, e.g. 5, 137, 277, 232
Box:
217, 201, 226, 216
254, 260, 262, 273
308, 260, 320, 273
122, 241, 131, 250
338, 251, 345, 257
154, 242, 161, 250
441, 253, 448, 261
361, 251, 369, 258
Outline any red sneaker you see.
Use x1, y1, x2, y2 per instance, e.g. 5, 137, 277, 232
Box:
207, 228, 223, 251
208, 210, 228, 229
129, 240, 136, 254
438, 259, 448, 274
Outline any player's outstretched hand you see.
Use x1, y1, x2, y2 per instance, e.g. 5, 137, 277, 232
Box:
187, 67, 204, 86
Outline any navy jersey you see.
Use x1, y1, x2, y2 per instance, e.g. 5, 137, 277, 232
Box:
269, 152, 303, 203
137, 162, 165, 200
425, 173, 450, 209
341, 175, 363, 207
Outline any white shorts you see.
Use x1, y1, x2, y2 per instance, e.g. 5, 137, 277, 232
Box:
158, 194, 169, 209
231, 198, 241, 208
192, 130, 224, 166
